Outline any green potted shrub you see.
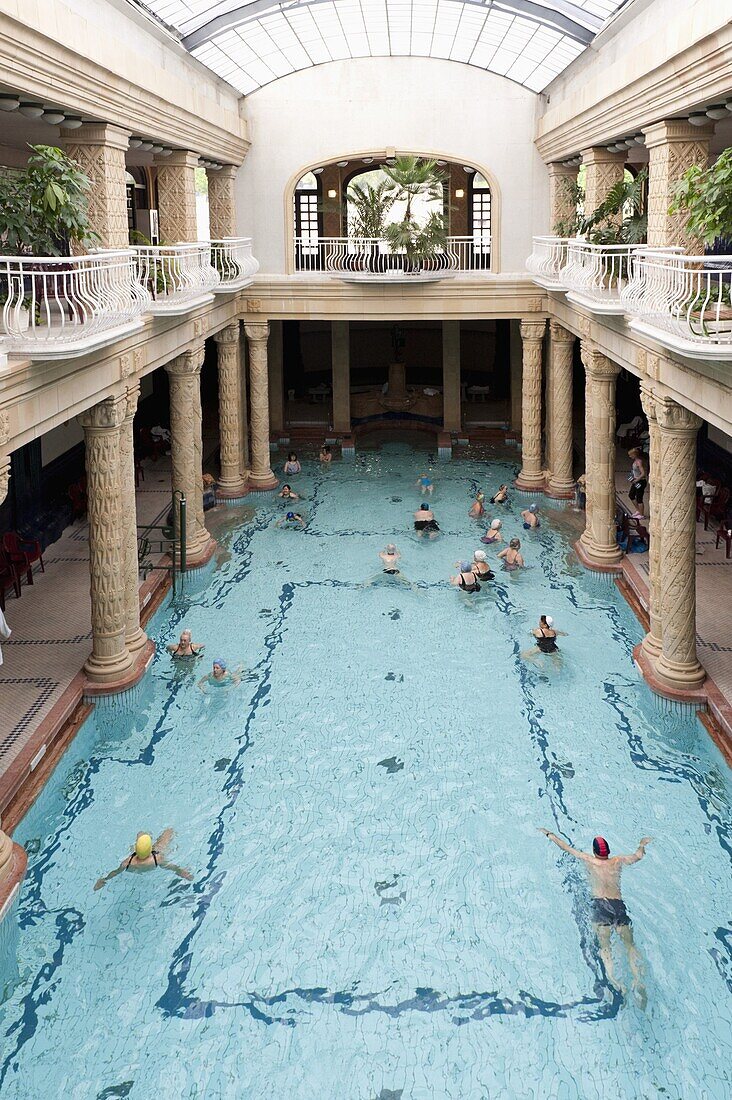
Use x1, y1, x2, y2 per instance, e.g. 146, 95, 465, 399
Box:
382, 156, 447, 272
347, 178, 396, 271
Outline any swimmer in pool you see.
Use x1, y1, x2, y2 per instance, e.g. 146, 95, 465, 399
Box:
481, 518, 503, 546
94, 828, 192, 890
198, 658, 241, 692
521, 503, 541, 529
417, 473, 434, 495
468, 490, 485, 519
167, 629, 204, 659
414, 503, 440, 538
490, 484, 509, 505
522, 615, 566, 666
319, 444, 332, 463
283, 452, 301, 475
276, 511, 306, 529
278, 483, 299, 500
450, 560, 481, 593
498, 538, 524, 571
539, 830, 651, 1004
471, 548, 494, 582
379, 544, 402, 574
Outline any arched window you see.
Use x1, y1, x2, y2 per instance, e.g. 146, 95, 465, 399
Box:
294, 171, 322, 266
468, 171, 491, 269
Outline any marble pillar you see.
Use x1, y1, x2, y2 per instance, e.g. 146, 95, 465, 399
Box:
645, 121, 712, 252
79, 396, 134, 684
155, 150, 199, 242
331, 321, 351, 434
165, 347, 211, 561
207, 165, 238, 239
268, 321, 284, 434
509, 319, 522, 433
240, 330, 250, 482
65, 123, 131, 251
654, 398, 705, 691
515, 319, 546, 490
548, 162, 578, 231
442, 321, 461, 433
547, 322, 576, 497
119, 383, 147, 654
244, 322, 278, 490
580, 343, 622, 567
581, 147, 626, 218
214, 324, 248, 498
640, 383, 663, 661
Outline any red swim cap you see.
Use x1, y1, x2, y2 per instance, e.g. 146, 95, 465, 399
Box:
593, 836, 610, 859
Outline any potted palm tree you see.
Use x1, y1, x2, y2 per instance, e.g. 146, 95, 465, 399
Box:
347, 178, 396, 272
382, 156, 447, 273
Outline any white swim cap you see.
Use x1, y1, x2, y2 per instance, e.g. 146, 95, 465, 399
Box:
545, 616, 554, 627
386, 544, 396, 553
491, 519, 502, 529
473, 549, 487, 562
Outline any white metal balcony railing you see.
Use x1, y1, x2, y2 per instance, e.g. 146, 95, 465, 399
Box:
621, 251, 732, 357
525, 236, 570, 289
294, 236, 491, 278
0, 250, 150, 358
133, 243, 220, 313
560, 241, 655, 315
210, 237, 260, 291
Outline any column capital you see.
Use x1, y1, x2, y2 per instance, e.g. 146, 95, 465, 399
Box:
78, 394, 127, 432
244, 321, 270, 344
213, 323, 240, 346
208, 164, 238, 182
580, 341, 620, 380
547, 161, 577, 180
549, 320, 575, 344
66, 122, 131, 151
155, 149, 200, 169
581, 146, 626, 167
166, 345, 205, 377
124, 381, 141, 421
0, 455, 9, 508
644, 119, 714, 148
520, 318, 546, 341
656, 396, 702, 435
0, 406, 9, 449
639, 380, 659, 422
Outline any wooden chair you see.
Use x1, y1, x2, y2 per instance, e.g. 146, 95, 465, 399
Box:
3, 531, 44, 578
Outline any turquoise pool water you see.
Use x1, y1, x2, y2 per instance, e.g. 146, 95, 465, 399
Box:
1, 442, 731, 1099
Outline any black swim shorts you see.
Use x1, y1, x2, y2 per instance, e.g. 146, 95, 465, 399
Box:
591, 897, 630, 927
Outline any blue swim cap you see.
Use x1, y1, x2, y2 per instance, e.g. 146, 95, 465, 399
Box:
286, 511, 295, 520
421, 503, 430, 510
529, 504, 538, 513
460, 560, 472, 572
213, 658, 227, 670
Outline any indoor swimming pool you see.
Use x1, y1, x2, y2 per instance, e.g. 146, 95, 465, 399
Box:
0, 442, 730, 1099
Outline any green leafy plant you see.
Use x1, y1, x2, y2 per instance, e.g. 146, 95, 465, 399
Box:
554, 169, 648, 245
669, 148, 732, 246
347, 179, 396, 239
381, 156, 447, 270
0, 145, 97, 256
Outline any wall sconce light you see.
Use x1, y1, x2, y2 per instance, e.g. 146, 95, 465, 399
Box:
328, 189, 337, 199
455, 188, 465, 199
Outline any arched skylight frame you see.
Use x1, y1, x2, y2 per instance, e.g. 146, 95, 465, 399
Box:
134, 0, 629, 95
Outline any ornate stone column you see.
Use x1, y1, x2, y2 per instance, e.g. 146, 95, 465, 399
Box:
654, 398, 705, 691
155, 150, 199, 242
331, 321, 351, 434
65, 123, 131, 250
515, 319, 546, 490
581, 147, 626, 217
548, 162, 577, 231
645, 120, 712, 251
244, 322, 278, 490
119, 383, 147, 654
0, 407, 10, 509
509, 320, 522, 432
640, 383, 663, 661
579, 343, 622, 567
207, 165, 238, 239
165, 347, 212, 561
442, 321, 461, 433
268, 321, 284, 434
214, 324, 247, 498
79, 396, 134, 684
547, 322, 576, 497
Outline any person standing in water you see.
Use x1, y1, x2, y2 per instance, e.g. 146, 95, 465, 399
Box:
481, 519, 503, 546
469, 490, 485, 519
490, 484, 509, 505
538, 830, 651, 1003
498, 538, 524, 571
413, 503, 440, 538
167, 629, 204, 659
379, 544, 402, 575
522, 615, 565, 666
417, 473, 434, 495
283, 452, 301, 475
198, 658, 241, 692
521, 504, 541, 529
94, 829, 192, 889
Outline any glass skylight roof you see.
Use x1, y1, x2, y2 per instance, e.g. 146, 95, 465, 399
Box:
134, 0, 629, 95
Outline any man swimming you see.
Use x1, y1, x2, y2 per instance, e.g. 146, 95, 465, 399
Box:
94, 828, 192, 889
539, 829, 652, 1002
276, 511, 306, 528
413, 503, 440, 538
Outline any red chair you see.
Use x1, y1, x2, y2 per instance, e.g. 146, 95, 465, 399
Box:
0, 547, 22, 610
706, 486, 730, 531
68, 480, 87, 520
716, 522, 732, 559
3, 531, 44, 584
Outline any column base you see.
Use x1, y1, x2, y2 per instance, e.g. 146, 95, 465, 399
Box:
248, 472, 279, 491
84, 637, 154, 695
640, 631, 663, 663
574, 537, 623, 574
634, 643, 707, 704
216, 479, 249, 501
654, 653, 706, 694
514, 474, 546, 492
125, 625, 148, 655
546, 480, 576, 500
184, 535, 218, 570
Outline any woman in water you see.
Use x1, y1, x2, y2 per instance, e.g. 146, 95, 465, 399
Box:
490, 484, 509, 505
276, 511, 306, 529
468, 490, 485, 519
278, 483, 299, 500
416, 473, 434, 495
379, 544, 401, 575
283, 452, 301, 475
198, 658, 241, 693
521, 504, 541, 529
522, 615, 566, 666
167, 629, 204, 659
498, 538, 524, 571
413, 502, 440, 538
481, 518, 503, 546
472, 548, 494, 582
319, 445, 332, 463
451, 560, 481, 593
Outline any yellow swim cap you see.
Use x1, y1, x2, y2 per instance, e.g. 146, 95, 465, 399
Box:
135, 833, 153, 860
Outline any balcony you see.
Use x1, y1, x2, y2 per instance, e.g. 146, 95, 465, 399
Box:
622, 252, 732, 360
211, 237, 259, 292
560, 241, 646, 315
0, 250, 149, 359
525, 236, 570, 290
133, 244, 219, 314
293, 236, 491, 281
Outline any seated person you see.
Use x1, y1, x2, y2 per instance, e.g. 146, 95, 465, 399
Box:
278, 483, 299, 500
413, 503, 440, 537
450, 561, 481, 593
167, 629, 204, 659
490, 484, 509, 505
521, 504, 541, 529
276, 511, 306, 529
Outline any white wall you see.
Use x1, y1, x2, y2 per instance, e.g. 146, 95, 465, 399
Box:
236, 57, 548, 275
